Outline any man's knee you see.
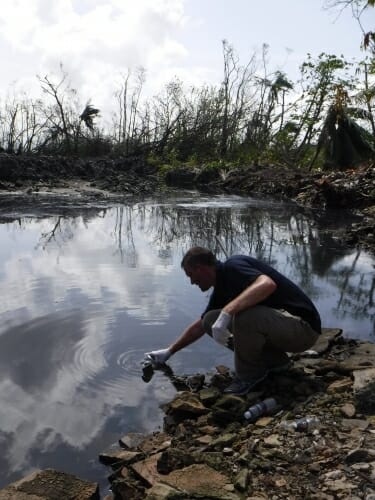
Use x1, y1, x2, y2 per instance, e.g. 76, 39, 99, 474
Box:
234, 305, 269, 332
202, 309, 221, 334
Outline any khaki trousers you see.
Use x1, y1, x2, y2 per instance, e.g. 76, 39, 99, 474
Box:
202, 306, 319, 380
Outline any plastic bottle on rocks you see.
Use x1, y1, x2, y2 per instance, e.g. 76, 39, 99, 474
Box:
243, 398, 278, 422
280, 416, 320, 432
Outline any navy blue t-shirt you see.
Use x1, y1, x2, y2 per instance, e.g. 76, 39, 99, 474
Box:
202, 255, 321, 333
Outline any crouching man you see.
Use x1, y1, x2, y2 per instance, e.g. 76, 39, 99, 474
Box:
145, 247, 321, 396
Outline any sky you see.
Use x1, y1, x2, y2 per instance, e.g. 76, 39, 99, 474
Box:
0, 0, 373, 122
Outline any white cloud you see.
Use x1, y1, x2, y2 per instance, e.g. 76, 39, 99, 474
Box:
0, 0, 372, 125
0, 0, 189, 115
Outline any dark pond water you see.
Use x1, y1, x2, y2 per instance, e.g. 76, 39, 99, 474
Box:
0, 190, 374, 494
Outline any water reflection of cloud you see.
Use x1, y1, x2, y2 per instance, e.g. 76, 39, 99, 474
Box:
0, 215, 176, 325
0, 307, 172, 477
0, 210, 186, 479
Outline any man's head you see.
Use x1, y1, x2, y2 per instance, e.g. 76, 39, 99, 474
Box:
181, 247, 217, 291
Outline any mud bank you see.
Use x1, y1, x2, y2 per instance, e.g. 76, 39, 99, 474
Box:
0, 153, 374, 254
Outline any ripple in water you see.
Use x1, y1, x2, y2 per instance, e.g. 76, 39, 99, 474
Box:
77, 346, 148, 400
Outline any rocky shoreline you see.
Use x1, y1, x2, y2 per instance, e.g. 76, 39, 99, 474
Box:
99, 329, 375, 499
2, 330, 375, 499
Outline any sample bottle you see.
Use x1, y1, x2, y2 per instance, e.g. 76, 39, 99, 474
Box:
243, 397, 278, 421
280, 416, 320, 432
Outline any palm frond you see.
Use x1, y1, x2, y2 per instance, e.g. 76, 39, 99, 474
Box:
80, 103, 100, 130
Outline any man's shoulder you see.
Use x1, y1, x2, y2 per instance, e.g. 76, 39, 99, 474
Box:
224, 255, 257, 267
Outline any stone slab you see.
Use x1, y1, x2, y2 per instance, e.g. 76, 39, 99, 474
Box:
130, 453, 163, 487
0, 469, 99, 500
162, 463, 239, 499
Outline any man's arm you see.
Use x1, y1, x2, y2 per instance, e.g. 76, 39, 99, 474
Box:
169, 318, 206, 354
223, 274, 276, 315
210, 274, 277, 344
145, 318, 205, 363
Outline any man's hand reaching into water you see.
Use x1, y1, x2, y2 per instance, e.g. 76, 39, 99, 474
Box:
145, 348, 172, 365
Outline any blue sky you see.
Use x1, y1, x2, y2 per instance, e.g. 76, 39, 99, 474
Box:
182, 1, 372, 81
0, 0, 372, 119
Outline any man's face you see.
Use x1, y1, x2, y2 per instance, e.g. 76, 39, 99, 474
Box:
184, 264, 215, 292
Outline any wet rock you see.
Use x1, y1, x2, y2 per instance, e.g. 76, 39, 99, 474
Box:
0, 469, 99, 500
99, 449, 143, 466
119, 432, 145, 449
166, 391, 209, 417
353, 368, 375, 411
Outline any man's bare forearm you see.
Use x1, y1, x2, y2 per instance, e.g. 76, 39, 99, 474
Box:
169, 318, 205, 354
223, 274, 276, 316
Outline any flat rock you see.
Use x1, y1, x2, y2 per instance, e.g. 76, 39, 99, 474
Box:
167, 391, 209, 415
99, 449, 143, 466
119, 432, 145, 449
138, 432, 171, 454
162, 463, 239, 499
130, 453, 163, 487
0, 469, 99, 500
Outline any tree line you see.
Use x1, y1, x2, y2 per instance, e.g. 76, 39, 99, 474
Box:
0, 3, 374, 171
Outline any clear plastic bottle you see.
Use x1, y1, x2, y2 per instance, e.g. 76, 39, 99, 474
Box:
279, 416, 320, 432
243, 397, 278, 421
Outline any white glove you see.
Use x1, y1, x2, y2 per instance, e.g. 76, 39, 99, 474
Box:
212, 311, 232, 346
145, 348, 172, 365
